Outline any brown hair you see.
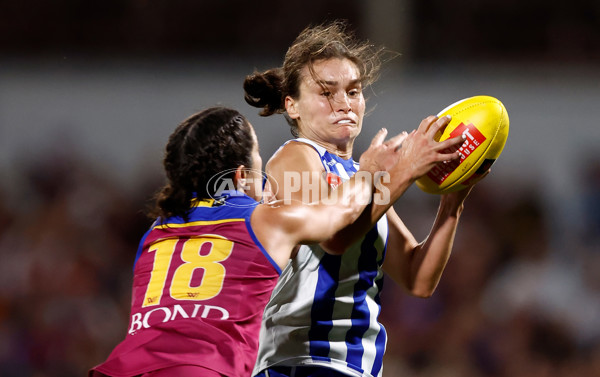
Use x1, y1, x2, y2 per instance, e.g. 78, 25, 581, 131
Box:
149, 107, 253, 220
243, 20, 388, 136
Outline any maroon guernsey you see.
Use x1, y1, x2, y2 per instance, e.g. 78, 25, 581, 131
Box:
90, 192, 281, 377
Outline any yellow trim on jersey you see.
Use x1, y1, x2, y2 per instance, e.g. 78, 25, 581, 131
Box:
191, 198, 216, 207
152, 218, 245, 230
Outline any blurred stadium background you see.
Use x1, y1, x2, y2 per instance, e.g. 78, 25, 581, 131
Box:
1, 1, 599, 376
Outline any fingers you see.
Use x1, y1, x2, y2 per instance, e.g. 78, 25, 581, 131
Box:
437, 134, 466, 153
387, 131, 408, 151
369, 128, 408, 152
370, 128, 388, 147
433, 135, 464, 162
417, 115, 438, 134
437, 150, 462, 162
416, 115, 452, 139
426, 115, 452, 138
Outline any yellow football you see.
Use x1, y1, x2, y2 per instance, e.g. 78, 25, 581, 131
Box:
415, 95, 510, 195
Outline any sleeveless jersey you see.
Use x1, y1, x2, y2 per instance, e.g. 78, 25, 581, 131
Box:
90, 192, 281, 377
253, 138, 389, 377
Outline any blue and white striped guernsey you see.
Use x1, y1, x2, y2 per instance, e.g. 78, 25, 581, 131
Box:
253, 138, 389, 377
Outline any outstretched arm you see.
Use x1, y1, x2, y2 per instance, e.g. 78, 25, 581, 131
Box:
382, 187, 473, 297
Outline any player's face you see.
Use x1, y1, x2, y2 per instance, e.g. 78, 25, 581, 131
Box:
245, 124, 264, 202
286, 58, 365, 152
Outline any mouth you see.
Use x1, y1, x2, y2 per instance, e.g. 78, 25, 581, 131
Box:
335, 119, 356, 126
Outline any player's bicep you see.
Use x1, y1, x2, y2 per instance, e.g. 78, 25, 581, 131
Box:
288, 204, 344, 244
251, 203, 338, 269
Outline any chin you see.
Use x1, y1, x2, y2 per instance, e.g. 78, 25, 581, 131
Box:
336, 126, 358, 140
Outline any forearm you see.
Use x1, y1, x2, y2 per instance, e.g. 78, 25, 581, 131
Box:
406, 197, 465, 297
323, 171, 375, 234
321, 168, 415, 253
260, 173, 375, 256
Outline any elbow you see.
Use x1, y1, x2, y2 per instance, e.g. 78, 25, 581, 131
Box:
409, 289, 435, 299
320, 238, 348, 255
345, 206, 364, 226
319, 201, 368, 255
406, 282, 438, 298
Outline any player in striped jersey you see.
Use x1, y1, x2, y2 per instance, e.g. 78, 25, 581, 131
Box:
244, 21, 478, 377
89, 107, 410, 377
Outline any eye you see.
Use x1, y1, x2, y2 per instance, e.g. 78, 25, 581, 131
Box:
348, 88, 361, 97
320, 91, 332, 97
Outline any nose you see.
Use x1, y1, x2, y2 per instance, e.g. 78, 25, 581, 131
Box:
333, 92, 352, 113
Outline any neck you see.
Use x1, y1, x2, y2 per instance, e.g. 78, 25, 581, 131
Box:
297, 133, 354, 159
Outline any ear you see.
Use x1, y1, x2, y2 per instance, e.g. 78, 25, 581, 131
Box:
233, 165, 247, 193
285, 96, 300, 119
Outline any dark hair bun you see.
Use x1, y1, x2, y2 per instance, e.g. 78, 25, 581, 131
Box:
243, 68, 285, 116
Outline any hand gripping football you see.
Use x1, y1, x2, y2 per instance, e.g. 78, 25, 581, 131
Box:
415, 95, 510, 194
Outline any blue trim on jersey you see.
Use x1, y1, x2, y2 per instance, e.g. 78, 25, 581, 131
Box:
289, 139, 358, 178
134, 191, 259, 269
345, 226, 381, 374
158, 191, 259, 225
308, 253, 342, 360
372, 321, 386, 376
370, 273, 387, 377
133, 227, 153, 270
244, 213, 282, 275
323, 153, 358, 177
332, 154, 359, 174
372, 225, 387, 377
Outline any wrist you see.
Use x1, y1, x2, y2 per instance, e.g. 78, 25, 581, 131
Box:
439, 195, 465, 217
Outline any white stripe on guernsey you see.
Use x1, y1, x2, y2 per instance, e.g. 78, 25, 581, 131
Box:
324, 219, 388, 374
327, 248, 359, 362
361, 274, 385, 375
334, 162, 351, 180
258, 245, 325, 360
360, 220, 388, 375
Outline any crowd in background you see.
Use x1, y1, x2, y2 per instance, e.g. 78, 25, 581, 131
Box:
381, 159, 600, 376
1, 1, 598, 375
0, 143, 598, 377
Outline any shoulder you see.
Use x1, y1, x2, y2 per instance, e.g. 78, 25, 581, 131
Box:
266, 140, 325, 174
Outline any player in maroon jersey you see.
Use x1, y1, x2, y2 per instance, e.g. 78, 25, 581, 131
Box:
89, 106, 409, 377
